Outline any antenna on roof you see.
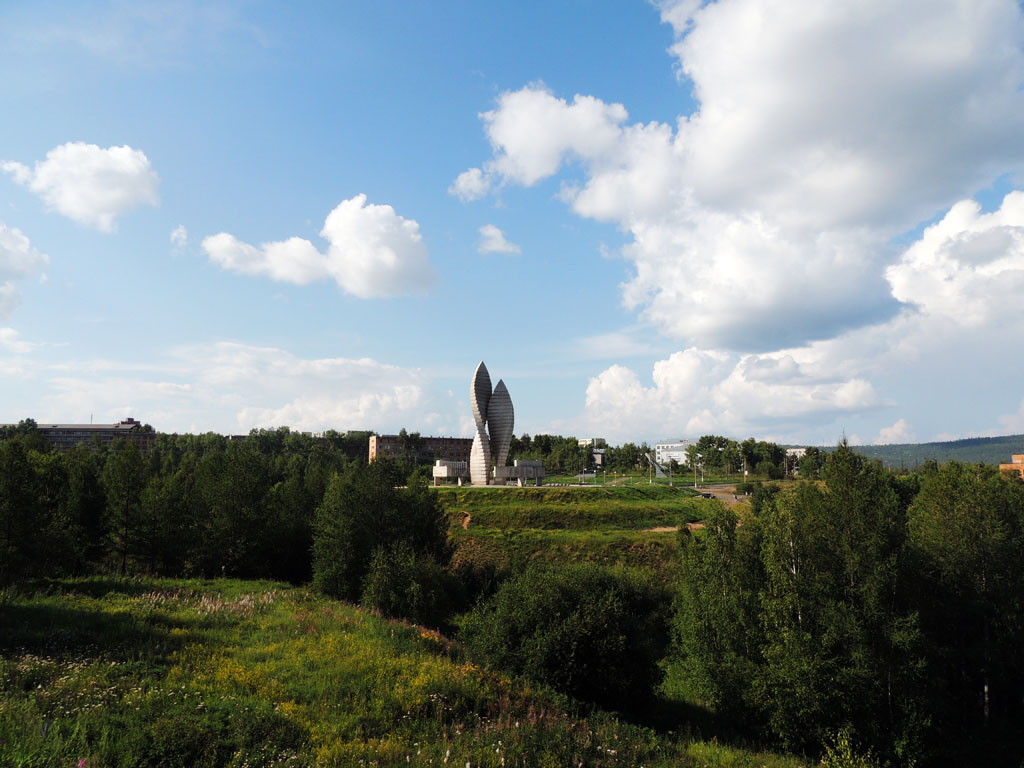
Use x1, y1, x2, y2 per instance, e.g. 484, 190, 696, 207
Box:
90, 414, 93, 424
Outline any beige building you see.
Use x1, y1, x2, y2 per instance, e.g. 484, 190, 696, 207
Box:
999, 454, 1024, 478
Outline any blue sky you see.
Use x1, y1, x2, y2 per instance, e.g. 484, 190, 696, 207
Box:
2, 0, 1024, 447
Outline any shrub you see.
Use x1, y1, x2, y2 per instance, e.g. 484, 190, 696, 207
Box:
361, 542, 453, 628
459, 563, 670, 711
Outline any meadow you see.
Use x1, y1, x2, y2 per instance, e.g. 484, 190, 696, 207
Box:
0, 576, 806, 768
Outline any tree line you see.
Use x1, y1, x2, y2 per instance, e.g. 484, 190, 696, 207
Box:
0, 422, 372, 585
676, 444, 1024, 765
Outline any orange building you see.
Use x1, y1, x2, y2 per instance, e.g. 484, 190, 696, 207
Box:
999, 454, 1024, 478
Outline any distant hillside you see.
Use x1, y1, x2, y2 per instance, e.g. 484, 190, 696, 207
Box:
839, 433, 1024, 468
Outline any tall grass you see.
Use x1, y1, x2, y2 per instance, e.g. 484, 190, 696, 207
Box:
1, 577, 806, 767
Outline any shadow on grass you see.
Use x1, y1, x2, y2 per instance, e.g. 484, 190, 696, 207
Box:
23, 576, 153, 599
616, 694, 779, 757
0, 599, 198, 663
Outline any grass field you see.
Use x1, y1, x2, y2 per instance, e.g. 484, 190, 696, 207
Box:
0, 577, 806, 768
438, 485, 706, 575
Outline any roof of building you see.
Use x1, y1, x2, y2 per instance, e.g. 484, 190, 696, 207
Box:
38, 423, 141, 431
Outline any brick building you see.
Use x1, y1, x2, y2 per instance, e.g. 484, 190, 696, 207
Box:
368, 434, 473, 464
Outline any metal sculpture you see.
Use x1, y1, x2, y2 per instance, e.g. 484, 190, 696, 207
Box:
469, 361, 515, 485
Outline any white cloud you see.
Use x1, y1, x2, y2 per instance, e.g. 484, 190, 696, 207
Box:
480, 86, 629, 187
994, 400, 1024, 435
572, 329, 658, 360
170, 224, 188, 249
26, 342, 435, 434
578, 347, 881, 443
204, 233, 328, 285
875, 418, 915, 445
449, 168, 490, 202
204, 195, 434, 298
457, 1, 1024, 351
477, 224, 521, 254
0, 223, 49, 321
3, 142, 159, 232
321, 194, 434, 298
0, 328, 37, 354
887, 191, 1024, 326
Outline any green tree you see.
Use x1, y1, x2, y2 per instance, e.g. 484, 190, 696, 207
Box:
0, 437, 38, 585
799, 446, 826, 479
194, 443, 271, 577
755, 444, 924, 757
64, 447, 107, 565
673, 502, 763, 721
907, 462, 1024, 747
312, 460, 448, 602
102, 441, 147, 574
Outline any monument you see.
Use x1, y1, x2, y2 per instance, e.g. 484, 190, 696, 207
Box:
464, 361, 542, 486
469, 361, 494, 485
432, 361, 543, 486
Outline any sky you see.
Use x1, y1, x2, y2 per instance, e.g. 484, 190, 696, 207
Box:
2, 0, 1024, 447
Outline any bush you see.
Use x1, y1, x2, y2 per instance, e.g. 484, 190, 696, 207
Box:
459, 563, 670, 711
361, 542, 453, 628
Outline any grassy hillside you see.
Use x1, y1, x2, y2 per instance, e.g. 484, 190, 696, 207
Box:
439, 484, 707, 575
438, 484, 703, 530
0, 577, 804, 768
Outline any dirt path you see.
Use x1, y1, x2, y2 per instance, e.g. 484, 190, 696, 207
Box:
642, 484, 750, 533
701, 484, 747, 507
644, 523, 705, 533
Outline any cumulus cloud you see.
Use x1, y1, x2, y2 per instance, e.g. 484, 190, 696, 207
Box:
477, 224, 521, 254
875, 419, 915, 445
578, 347, 881, 442
30, 342, 434, 434
449, 168, 490, 202
203, 194, 435, 298
3, 142, 159, 231
0, 223, 49, 320
887, 191, 1024, 326
455, 1, 1024, 351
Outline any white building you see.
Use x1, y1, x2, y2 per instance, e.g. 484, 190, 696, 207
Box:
655, 439, 691, 465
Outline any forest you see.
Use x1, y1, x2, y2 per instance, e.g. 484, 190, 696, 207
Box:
1, 421, 1023, 766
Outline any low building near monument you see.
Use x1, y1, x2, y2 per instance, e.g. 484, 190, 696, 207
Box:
432, 459, 469, 486
494, 459, 545, 487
